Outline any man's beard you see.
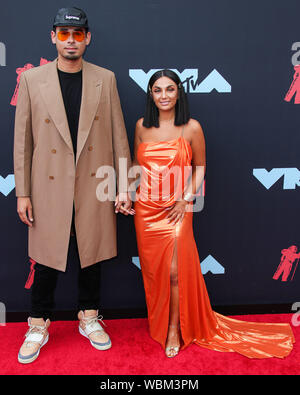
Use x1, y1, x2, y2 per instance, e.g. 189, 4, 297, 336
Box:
63, 53, 81, 60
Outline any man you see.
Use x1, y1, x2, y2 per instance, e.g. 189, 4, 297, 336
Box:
14, 7, 133, 364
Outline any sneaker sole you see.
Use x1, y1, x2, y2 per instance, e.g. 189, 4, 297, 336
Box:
79, 326, 112, 350
18, 334, 49, 364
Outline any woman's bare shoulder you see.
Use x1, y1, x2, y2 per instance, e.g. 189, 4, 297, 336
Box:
135, 117, 151, 141
188, 118, 204, 133
136, 117, 144, 128
185, 119, 205, 144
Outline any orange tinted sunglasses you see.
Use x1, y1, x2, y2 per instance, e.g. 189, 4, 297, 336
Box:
57, 30, 85, 42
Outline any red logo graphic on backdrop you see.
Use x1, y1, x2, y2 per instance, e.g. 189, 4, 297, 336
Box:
284, 65, 300, 104
10, 58, 51, 106
273, 245, 300, 282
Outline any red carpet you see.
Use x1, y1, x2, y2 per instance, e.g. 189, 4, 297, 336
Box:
0, 314, 299, 375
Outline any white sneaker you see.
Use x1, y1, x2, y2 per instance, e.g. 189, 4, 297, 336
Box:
78, 311, 111, 351
18, 318, 50, 364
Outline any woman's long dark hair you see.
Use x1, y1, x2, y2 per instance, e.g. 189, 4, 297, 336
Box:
142, 69, 190, 128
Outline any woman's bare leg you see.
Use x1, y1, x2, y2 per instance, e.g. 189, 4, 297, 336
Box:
166, 240, 180, 357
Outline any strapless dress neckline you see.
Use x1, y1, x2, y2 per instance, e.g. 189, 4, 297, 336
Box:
138, 135, 192, 150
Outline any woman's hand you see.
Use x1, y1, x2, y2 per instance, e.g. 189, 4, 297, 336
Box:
115, 192, 135, 216
166, 200, 188, 225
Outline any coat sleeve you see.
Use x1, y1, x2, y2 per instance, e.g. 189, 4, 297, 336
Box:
13, 72, 33, 197
110, 73, 132, 194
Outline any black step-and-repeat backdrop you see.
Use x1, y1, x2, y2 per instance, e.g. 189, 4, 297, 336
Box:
0, 0, 299, 318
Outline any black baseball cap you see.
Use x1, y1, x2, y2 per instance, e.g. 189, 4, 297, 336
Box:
53, 7, 89, 29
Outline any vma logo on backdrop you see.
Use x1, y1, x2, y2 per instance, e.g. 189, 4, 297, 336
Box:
129, 69, 231, 94
284, 42, 300, 104
273, 245, 300, 282
0, 42, 6, 66
0, 175, 15, 196
10, 58, 51, 106
132, 254, 225, 275
253, 168, 300, 190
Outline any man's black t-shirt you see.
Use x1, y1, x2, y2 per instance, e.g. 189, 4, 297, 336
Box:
57, 69, 82, 158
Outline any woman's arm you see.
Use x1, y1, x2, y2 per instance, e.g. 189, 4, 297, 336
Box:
126, 118, 144, 206
183, 119, 206, 200
166, 119, 206, 225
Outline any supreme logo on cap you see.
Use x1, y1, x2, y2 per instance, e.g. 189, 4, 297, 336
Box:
65, 15, 81, 21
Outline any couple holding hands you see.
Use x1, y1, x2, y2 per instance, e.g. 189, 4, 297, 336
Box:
14, 7, 294, 364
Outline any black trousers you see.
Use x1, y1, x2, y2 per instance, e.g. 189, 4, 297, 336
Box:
30, 227, 101, 321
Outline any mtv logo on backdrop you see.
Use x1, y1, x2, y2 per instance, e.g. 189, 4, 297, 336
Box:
0, 42, 6, 66
253, 168, 300, 190
129, 69, 231, 94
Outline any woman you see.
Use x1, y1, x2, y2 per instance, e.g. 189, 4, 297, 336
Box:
130, 69, 294, 358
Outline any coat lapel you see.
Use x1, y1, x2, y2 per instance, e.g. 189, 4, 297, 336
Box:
39, 59, 73, 152
39, 59, 102, 163
76, 60, 102, 165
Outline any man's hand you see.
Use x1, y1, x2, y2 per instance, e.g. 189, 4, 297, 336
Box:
115, 192, 135, 216
17, 197, 34, 227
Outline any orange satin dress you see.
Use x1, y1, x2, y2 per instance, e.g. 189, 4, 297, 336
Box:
134, 134, 295, 359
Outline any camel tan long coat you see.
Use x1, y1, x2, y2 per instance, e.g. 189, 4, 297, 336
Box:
14, 59, 132, 271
